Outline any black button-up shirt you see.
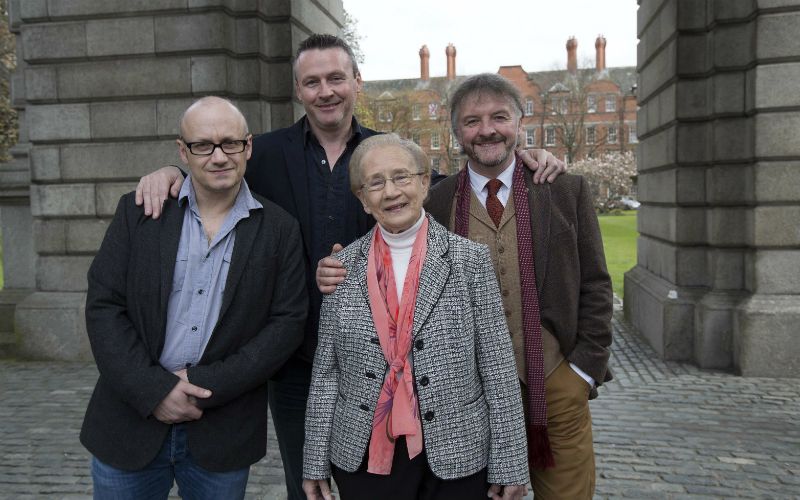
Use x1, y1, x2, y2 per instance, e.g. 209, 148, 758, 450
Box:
303, 118, 366, 342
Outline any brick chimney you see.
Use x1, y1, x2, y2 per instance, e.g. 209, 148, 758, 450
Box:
595, 35, 606, 72
446, 43, 456, 80
419, 45, 430, 80
566, 36, 577, 75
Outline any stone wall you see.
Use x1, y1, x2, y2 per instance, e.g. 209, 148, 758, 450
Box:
626, 0, 800, 377
1, 0, 344, 360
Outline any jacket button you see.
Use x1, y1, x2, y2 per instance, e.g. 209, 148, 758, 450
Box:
415, 339, 424, 350
419, 376, 429, 387
423, 410, 434, 421
370, 337, 380, 345
359, 404, 369, 411
365, 371, 376, 379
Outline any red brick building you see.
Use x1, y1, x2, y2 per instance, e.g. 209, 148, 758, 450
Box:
357, 36, 638, 174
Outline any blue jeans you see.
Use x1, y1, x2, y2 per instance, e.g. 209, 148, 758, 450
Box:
268, 356, 312, 500
91, 424, 249, 500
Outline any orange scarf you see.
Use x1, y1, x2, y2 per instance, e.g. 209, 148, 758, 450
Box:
365, 217, 429, 475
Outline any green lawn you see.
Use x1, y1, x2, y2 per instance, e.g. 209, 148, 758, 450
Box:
598, 210, 638, 298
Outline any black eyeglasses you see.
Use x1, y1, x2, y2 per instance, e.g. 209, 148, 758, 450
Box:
182, 138, 250, 156
361, 172, 425, 192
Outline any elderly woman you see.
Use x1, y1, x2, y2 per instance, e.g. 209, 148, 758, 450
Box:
301, 134, 528, 500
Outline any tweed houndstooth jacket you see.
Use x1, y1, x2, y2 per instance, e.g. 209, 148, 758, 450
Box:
303, 214, 529, 486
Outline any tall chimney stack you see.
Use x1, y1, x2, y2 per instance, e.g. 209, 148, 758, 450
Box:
595, 35, 606, 72
566, 36, 578, 75
446, 43, 457, 80
419, 45, 430, 80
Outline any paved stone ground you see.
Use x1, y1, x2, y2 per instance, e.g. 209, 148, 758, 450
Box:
1, 310, 799, 499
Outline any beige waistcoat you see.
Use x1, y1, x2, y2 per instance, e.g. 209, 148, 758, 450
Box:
450, 189, 564, 383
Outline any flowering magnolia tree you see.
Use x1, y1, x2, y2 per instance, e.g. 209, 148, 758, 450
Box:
569, 151, 637, 212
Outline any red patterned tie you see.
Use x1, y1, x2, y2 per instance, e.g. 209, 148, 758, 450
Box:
486, 179, 504, 227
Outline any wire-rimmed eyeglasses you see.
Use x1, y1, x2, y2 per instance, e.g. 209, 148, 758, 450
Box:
361, 172, 425, 192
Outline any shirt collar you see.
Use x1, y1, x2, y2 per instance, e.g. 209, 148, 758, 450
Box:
302, 115, 364, 148
178, 176, 263, 218
467, 156, 516, 194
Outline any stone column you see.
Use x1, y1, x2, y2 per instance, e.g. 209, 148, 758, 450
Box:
3, 0, 344, 360
626, 0, 800, 377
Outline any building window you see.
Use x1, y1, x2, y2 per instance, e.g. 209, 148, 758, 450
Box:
605, 96, 616, 112
586, 126, 596, 145
550, 97, 559, 114
412, 104, 421, 121
378, 106, 392, 122
607, 126, 618, 144
451, 158, 461, 171
411, 132, 421, 145
450, 132, 460, 150
430, 131, 440, 150
545, 127, 556, 146
430, 156, 440, 170
525, 98, 534, 116
428, 102, 438, 119
628, 125, 638, 143
525, 128, 535, 147
587, 95, 596, 113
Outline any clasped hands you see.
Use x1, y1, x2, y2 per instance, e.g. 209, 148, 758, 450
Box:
152, 368, 212, 424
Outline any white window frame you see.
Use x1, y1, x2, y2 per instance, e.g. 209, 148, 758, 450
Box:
545, 127, 556, 146
587, 95, 597, 113
430, 131, 440, 150
628, 124, 638, 144
605, 96, 616, 113
586, 126, 596, 145
525, 128, 535, 147
607, 126, 618, 144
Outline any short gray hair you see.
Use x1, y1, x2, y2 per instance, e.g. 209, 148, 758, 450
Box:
348, 134, 430, 195
449, 73, 524, 137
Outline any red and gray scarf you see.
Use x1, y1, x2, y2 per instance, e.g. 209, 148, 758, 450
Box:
453, 155, 555, 469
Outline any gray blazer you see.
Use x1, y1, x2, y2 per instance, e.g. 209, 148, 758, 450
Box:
303, 215, 528, 485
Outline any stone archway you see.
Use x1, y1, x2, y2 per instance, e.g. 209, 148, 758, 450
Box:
626, 0, 800, 377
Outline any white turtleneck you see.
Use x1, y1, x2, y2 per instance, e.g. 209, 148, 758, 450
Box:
377, 210, 426, 298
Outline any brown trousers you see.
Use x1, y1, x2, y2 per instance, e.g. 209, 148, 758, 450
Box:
530, 360, 596, 500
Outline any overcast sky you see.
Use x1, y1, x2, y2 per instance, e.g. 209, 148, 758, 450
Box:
342, 0, 639, 81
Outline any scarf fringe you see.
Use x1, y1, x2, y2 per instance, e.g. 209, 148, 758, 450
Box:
527, 424, 555, 469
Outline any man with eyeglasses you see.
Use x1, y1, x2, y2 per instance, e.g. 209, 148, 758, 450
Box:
133, 34, 566, 500
81, 96, 307, 499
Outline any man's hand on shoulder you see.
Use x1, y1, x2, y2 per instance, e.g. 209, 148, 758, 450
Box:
517, 148, 567, 184
316, 244, 346, 294
134, 165, 185, 219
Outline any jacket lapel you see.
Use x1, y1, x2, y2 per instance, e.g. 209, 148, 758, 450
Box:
283, 123, 312, 261
526, 172, 551, 294
354, 228, 373, 307
159, 199, 185, 317
412, 217, 451, 338
157, 200, 185, 355
217, 210, 260, 320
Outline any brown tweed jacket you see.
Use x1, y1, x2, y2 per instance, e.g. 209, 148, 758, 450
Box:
425, 170, 613, 396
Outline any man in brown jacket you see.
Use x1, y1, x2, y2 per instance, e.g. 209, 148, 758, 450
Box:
318, 73, 613, 499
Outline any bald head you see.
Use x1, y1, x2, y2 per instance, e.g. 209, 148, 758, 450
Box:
179, 96, 249, 139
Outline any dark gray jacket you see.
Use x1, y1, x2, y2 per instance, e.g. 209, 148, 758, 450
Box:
81, 191, 307, 472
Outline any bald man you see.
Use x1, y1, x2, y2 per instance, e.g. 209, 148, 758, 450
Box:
81, 96, 307, 499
